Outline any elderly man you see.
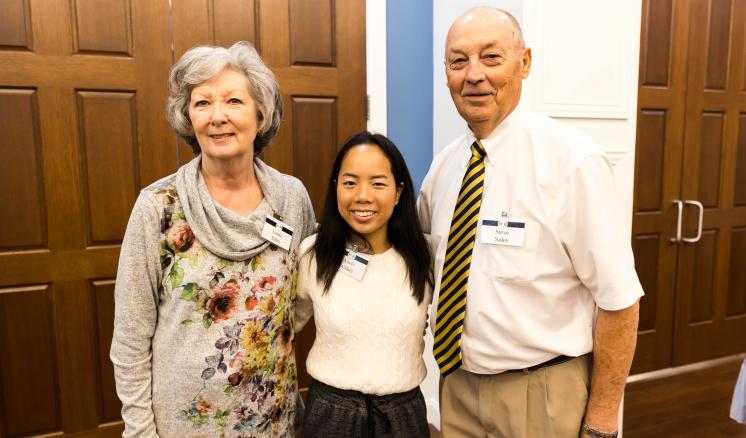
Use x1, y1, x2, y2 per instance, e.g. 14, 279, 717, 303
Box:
418, 7, 643, 438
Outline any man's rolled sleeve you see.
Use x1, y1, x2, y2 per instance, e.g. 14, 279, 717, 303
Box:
559, 154, 644, 310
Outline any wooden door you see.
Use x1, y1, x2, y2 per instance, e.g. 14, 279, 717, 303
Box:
170, 0, 367, 394
632, 0, 691, 373
0, 0, 175, 436
0, 1, 365, 435
672, 0, 746, 365
631, 0, 746, 374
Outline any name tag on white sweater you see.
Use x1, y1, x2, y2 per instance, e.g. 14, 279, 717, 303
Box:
261, 216, 294, 251
340, 249, 369, 280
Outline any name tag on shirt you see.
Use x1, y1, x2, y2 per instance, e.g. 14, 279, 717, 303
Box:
480, 218, 526, 247
261, 216, 294, 251
339, 249, 369, 280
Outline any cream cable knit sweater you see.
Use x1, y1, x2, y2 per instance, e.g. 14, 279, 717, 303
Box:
295, 235, 431, 396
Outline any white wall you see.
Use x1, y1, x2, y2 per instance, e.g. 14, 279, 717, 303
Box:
366, 0, 387, 134
522, 0, 642, 232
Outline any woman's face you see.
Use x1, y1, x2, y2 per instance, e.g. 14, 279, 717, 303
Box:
188, 68, 259, 163
336, 144, 402, 253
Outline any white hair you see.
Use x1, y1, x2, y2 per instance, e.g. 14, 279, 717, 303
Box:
165, 41, 283, 154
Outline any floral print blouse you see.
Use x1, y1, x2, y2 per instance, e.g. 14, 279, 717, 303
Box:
112, 158, 314, 438
153, 186, 299, 436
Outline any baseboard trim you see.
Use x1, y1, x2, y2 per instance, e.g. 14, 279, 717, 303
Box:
425, 396, 441, 431
628, 353, 746, 384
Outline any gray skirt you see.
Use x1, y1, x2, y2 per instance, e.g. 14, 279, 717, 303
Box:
302, 379, 430, 437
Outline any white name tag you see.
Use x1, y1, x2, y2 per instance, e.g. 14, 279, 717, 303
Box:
480, 218, 526, 247
261, 216, 294, 251
339, 249, 369, 281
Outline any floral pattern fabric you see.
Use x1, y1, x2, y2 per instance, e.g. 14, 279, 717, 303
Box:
154, 187, 298, 437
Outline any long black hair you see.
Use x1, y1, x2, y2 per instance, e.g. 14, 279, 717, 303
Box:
313, 131, 433, 303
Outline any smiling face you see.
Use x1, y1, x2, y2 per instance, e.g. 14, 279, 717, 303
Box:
336, 144, 402, 253
188, 68, 259, 163
445, 10, 531, 138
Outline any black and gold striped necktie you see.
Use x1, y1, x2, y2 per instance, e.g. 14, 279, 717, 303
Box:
433, 140, 486, 377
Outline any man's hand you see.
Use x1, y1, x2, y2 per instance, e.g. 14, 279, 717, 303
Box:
582, 300, 640, 435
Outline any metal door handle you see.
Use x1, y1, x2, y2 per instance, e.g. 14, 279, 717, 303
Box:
671, 200, 683, 243
682, 200, 703, 243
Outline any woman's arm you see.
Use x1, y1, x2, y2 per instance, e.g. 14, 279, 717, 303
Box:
299, 184, 317, 240
110, 192, 162, 438
294, 236, 317, 332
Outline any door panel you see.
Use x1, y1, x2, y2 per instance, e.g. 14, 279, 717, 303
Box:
0, 89, 46, 249
634, 110, 667, 212
289, 0, 334, 65
91, 280, 121, 424
638, 0, 673, 87
291, 97, 339, 211
687, 229, 717, 324
0, 285, 59, 436
727, 228, 746, 316
735, 114, 746, 205
78, 91, 140, 244
696, 112, 725, 208
73, 0, 133, 54
701, 0, 731, 91
0, 0, 32, 49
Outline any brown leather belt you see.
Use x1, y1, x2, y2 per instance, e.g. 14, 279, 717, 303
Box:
506, 355, 575, 374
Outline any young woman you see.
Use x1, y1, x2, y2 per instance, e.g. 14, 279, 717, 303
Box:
295, 132, 434, 437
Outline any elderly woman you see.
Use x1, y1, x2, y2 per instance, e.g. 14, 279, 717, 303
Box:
110, 42, 315, 437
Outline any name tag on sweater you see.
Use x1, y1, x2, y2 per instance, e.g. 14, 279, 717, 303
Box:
261, 216, 294, 251
339, 249, 369, 280
480, 218, 526, 247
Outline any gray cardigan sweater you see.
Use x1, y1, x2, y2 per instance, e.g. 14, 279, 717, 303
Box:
110, 156, 315, 437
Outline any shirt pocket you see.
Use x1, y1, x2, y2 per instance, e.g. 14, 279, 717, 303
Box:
479, 221, 541, 282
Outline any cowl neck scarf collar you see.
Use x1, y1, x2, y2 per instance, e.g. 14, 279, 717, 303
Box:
174, 155, 285, 261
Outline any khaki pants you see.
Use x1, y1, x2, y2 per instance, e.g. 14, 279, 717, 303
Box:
439, 355, 591, 438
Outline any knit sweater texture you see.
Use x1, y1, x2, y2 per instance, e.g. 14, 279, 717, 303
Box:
110, 155, 315, 437
295, 235, 430, 396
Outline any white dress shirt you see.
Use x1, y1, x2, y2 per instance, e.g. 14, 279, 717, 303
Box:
418, 106, 644, 374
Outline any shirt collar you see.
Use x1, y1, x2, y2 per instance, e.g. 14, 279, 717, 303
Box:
465, 104, 527, 165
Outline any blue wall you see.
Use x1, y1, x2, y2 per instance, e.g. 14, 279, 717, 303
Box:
386, 1, 433, 190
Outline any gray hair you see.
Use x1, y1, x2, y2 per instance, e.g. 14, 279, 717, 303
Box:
496, 8, 525, 48
166, 41, 283, 155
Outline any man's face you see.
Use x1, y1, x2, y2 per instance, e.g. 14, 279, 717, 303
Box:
445, 13, 531, 137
